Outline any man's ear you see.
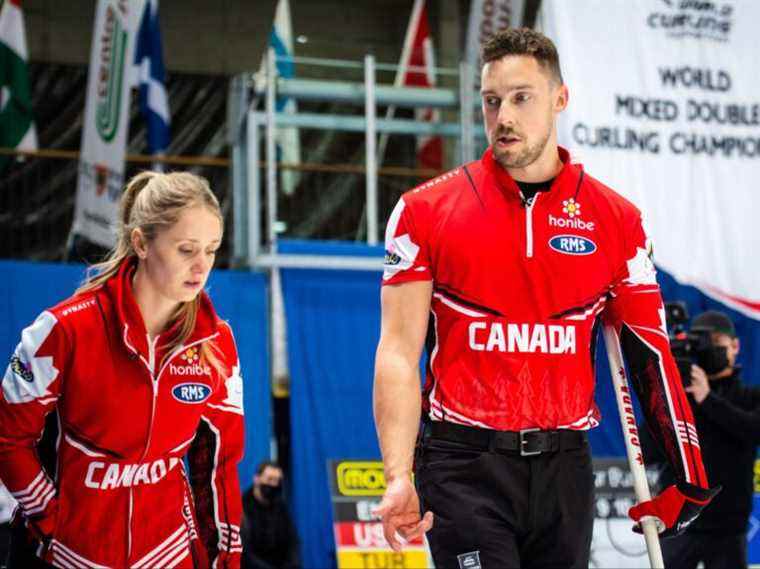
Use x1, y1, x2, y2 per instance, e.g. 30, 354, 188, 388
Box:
555, 83, 569, 113
131, 228, 148, 260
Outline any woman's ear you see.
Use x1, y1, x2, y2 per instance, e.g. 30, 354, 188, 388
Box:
131, 228, 148, 260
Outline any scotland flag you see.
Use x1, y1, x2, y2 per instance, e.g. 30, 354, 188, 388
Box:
133, 0, 169, 157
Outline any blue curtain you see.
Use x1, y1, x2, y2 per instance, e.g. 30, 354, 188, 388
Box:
282, 267, 383, 569
0, 260, 271, 485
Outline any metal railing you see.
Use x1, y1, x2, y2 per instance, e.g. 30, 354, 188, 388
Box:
230, 51, 487, 271
0, 148, 231, 263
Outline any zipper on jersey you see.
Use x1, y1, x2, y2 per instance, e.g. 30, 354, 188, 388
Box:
524, 194, 539, 258
140, 333, 161, 462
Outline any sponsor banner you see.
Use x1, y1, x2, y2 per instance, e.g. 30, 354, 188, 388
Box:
335, 522, 423, 548
333, 499, 382, 523
595, 457, 760, 565
590, 458, 658, 568
336, 550, 428, 569
333, 460, 387, 497
539, 0, 760, 320
465, 0, 525, 69
72, 0, 141, 247
328, 460, 431, 568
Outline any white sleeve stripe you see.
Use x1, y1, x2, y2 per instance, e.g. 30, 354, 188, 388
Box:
131, 526, 186, 568
18, 480, 54, 509
64, 434, 108, 458
206, 402, 243, 416
145, 535, 189, 569
51, 549, 82, 569
11, 470, 45, 498
52, 540, 109, 568
24, 485, 56, 515
164, 548, 191, 569
15, 477, 53, 506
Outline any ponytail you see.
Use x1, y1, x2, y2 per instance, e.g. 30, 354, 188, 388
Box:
76, 172, 155, 295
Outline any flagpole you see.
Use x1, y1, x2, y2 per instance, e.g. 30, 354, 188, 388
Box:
375, 0, 424, 168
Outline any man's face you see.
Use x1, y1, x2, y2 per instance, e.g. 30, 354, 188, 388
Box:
481, 55, 568, 170
255, 465, 283, 490
711, 332, 740, 369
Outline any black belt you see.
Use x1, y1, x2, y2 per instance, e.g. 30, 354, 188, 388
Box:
423, 420, 587, 456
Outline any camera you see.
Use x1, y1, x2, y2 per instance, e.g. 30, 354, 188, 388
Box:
664, 302, 728, 385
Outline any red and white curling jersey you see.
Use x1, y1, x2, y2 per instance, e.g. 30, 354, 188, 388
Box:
0, 259, 244, 567
383, 146, 708, 488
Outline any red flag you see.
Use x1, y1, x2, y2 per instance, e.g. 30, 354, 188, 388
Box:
398, 0, 442, 171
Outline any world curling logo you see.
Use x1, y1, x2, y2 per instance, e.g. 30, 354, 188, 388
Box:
647, 1, 734, 43
170, 347, 211, 377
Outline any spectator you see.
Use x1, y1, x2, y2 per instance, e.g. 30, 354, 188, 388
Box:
242, 461, 299, 569
646, 309, 755, 569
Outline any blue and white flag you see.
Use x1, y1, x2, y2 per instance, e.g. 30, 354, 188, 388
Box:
133, 0, 169, 158
257, 0, 300, 195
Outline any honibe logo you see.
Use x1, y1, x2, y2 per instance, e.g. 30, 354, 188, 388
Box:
549, 198, 595, 231
169, 347, 211, 377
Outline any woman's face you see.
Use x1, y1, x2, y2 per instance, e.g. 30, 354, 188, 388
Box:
138, 205, 223, 305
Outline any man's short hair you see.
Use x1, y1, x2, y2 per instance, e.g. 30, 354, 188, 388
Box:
481, 28, 563, 85
692, 310, 737, 338
256, 460, 281, 476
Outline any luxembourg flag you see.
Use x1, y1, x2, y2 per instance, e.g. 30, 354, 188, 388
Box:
133, 0, 170, 160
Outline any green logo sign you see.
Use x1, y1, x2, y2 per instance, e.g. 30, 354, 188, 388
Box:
96, 5, 127, 142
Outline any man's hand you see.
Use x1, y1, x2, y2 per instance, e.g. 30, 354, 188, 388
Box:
685, 364, 710, 404
628, 483, 720, 538
374, 476, 433, 551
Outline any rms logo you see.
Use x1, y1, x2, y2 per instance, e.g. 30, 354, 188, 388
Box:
549, 235, 597, 255
172, 382, 212, 404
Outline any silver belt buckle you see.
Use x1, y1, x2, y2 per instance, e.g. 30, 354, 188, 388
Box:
520, 428, 542, 456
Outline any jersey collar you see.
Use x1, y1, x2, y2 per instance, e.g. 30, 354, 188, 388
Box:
105, 257, 220, 359
481, 145, 580, 202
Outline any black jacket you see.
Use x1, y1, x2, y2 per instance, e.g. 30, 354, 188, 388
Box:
241, 487, 300, 569
643, 369, 760, 535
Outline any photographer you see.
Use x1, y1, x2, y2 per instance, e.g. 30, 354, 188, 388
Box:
646, 309, 758, 569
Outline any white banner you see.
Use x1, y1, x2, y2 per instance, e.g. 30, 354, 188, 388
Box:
72, 0, 141, 248
540, 0, 760, 319
465, 0, 525, 69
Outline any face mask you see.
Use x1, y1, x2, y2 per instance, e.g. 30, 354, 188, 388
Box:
696, 345, 729, 375
260, 483, 282, 502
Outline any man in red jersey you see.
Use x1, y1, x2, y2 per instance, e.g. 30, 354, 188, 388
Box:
373, 28, 719, 568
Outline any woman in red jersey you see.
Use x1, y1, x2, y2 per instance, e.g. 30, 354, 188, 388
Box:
1, 171, 244, 568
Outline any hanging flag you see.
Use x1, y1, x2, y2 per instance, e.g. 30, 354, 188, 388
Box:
70, 0, 139, 248
256, 0, 300, 195
465, 0, 525, 70
0, 0, 37, 170
402, 0, 442, 171
377, 0, 441, 171
133, 0, 169, 165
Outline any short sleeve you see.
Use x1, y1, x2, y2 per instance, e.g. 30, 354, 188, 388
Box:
382, 197, 433, 285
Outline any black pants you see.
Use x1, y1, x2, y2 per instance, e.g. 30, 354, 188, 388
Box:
415, 426, 594, 569
662, 530, 747, 569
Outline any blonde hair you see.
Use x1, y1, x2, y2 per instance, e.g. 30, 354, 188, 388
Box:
77, 171, 225, 376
